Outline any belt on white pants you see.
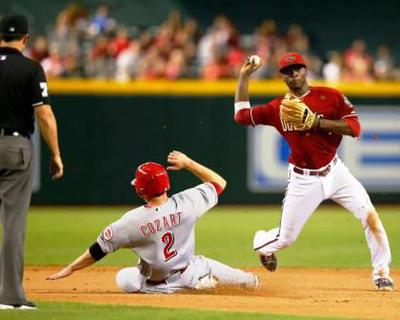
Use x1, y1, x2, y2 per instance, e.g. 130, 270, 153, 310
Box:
293, 156, 338, 177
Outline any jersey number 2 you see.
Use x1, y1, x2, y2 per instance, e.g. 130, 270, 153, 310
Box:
161, 231, 177, 261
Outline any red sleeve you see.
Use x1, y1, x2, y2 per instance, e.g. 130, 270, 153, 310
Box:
210, 182, 223, 196
336, 93, 358, 119
333, 92, 360, 137
234, 102, 278, 126
343, 117, 361, 137
234, 108, 253, 125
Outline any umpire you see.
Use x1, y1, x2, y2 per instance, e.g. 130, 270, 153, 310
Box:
0, 15, 63, 310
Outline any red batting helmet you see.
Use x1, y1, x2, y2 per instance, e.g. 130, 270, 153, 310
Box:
279, 52, 306, 72
131, 162, 170, 198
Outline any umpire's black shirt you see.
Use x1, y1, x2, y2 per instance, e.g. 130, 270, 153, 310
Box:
0, 46, 49, 136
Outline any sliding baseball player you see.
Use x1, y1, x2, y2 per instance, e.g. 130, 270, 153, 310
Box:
47, 151, 258, 293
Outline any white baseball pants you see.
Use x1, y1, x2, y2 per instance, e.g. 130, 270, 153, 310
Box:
253, 156, 392, 280
116, 255, 257, 293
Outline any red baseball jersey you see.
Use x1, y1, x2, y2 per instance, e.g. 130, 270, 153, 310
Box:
237, 86, 360, 169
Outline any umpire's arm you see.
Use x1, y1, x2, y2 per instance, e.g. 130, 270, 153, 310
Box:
35, 104, 64, 179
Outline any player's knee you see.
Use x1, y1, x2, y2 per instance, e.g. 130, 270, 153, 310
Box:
115, 267, 142, 293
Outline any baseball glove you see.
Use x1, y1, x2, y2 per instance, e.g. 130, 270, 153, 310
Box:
280, 94, 317, 131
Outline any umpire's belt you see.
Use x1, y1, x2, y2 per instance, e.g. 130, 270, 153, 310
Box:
293, 157, 337, 177
146, 266, 188, 286
0, 128, 30, 138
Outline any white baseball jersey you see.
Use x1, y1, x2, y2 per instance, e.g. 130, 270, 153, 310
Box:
97, 182, 218, 281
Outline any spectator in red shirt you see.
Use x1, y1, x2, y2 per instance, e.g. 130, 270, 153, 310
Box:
109, 28, 130, 58
342, 39, 373, 82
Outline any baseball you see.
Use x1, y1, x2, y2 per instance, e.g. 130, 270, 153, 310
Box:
249, 55, 261, 66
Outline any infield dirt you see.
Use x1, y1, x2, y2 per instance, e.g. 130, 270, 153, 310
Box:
25, 267, 399, 319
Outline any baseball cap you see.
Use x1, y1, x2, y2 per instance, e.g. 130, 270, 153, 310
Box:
279, 52, 306, 72
0, 15, 29, 35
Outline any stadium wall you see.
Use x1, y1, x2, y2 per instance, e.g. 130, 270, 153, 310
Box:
31, 80, 400, 205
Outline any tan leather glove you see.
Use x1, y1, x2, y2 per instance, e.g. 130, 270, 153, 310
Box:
280, 94, 317, 131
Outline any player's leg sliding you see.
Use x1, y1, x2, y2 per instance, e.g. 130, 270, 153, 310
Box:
115, 267, 143, 293
204, 257, 259, 289
115, 255, 259, 294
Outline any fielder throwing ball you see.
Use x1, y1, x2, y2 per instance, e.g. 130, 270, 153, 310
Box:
47, 151, 258, 293
234, 52, 394, 291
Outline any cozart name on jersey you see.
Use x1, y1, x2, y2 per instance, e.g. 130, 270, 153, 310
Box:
139, 211, 183, 238
102, 211, 183, 240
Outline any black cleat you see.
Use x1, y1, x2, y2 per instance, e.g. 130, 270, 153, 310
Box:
260, 253, 277, 272
374, 278, 394, 291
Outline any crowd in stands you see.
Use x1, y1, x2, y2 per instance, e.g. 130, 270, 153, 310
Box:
19, 3, 400, 81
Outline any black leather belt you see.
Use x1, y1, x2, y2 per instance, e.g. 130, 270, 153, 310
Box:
293, 157, 337, 177
0, 128, 30, 138
146, 266, 188, 286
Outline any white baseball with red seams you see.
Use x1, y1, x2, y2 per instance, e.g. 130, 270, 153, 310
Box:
97, 182, 257, 293
249, 55, 261, 66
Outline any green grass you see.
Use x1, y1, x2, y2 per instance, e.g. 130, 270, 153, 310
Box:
22, 205, 400, 268
0, 302, 355, 320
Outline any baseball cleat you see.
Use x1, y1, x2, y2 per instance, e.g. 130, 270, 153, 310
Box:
374, 278, 394, 291
0, 300, 37, 310
260, 253, 277, 272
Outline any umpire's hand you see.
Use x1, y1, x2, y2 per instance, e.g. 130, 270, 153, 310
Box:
50, 155, 63, 180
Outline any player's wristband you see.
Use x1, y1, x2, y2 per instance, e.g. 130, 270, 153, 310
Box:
89, 242, 107, 261
234, 101, 251, 113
